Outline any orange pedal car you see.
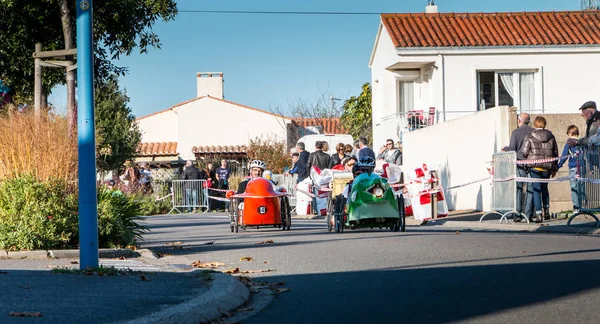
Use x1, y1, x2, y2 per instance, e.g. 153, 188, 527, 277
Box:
227, 178, 292, 233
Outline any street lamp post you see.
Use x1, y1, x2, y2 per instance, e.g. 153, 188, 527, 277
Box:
76, 0, 99, 269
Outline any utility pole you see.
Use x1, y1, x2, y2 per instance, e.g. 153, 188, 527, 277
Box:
76, 0, 99, 270
34, 43, 42, 119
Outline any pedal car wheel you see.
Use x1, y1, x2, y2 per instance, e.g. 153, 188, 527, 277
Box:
396, 196, 406, 232
285, 197, 292, 231
334, 195, 345, 233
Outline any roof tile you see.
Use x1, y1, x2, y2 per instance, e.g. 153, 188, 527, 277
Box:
381, 11, 600, 48
137, 142, 178, 157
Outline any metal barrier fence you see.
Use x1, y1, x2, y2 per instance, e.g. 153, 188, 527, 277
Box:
272, 174, 298, 207
571, 145, 600, 227
479, 151, 528, 223
169, 180, 209, 214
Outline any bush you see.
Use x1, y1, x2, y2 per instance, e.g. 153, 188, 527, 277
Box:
247, 135, 290, 173
0, 176, 151, 251
137, 194, 172, 216
97, 186, 148, 248
0, 175, 78, 251
0, 111, 77, 184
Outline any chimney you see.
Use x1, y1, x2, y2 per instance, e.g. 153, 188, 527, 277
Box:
196, 72, 224, 99
425, 0, 438, 13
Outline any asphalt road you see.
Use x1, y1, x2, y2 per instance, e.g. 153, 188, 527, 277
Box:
140, 214, 600, 324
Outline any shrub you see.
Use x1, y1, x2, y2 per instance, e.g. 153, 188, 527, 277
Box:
137, 194, 172, 216
0, 110, 77, 184
247, 135, 290, 173
97, 186, 149, 248
0, 175, 78, 251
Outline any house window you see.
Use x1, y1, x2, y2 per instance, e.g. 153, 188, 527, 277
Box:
397, 80, 414, 113
477, 71, 536, 112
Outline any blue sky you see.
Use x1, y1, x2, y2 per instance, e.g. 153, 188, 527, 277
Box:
49, 0, 579, 118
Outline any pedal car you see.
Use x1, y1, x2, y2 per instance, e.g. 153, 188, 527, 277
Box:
227, 177, 291, 233
332, 171, 405, 233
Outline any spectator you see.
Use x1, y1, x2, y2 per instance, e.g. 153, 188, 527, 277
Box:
519, 116, 558, 223
351, 140, 360, 156
341, 156, 357, 172
322, 141, 329, 154
344, 144, 353, 155
330, 143, 348, 168
558, 125, 582, 213
215, 159, 231, 211
568, 101, 600, 146
507, 112, 534, 222
181, 160, 207, 213
307, 141, 331, 172
285, 152, 300, 176
377, 139, 402, 165
295, 142, 310, 183
357, 137, 376, 162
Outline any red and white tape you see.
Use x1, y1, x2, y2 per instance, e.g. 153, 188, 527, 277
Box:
515, 153, 578, 165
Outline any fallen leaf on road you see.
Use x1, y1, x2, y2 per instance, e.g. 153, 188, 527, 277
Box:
455, 231, 460, 234
240, 256, 253, 261
224, 268, 240, 274
192, 261, 225, 269
263, 261, 268, 264
9, 312, 41, 317
237, 307, 254, 312
203, 241, 215, 245
70, 261, 78, 264
165, 241, 183, 245
140, 275, 150, 281
255, 240, 274, 245
119, 256, 127, 260
241, 269, 276, 274
84, 270, 94, 276
276, 288, 290, 293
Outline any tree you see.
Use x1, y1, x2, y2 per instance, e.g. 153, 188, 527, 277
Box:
246, 136, 290, 174
95, 75, 141, 173
0, 0, 177, 106
340, 82, 372, 144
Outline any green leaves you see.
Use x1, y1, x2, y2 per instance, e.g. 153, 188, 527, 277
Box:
95, 75, 142, 172
0, 0, 177, 105
341, 83, 372, 145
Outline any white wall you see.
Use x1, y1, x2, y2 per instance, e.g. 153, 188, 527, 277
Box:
402, 106, 511, 212
442, 52, 600, 114
137, 110, 178, 143
176, 97, 289, 160
370, 21, 600, 147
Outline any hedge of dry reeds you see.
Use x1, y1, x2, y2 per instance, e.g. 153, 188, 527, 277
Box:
0, 111, 77, 184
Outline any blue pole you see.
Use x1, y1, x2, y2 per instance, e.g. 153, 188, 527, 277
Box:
76, 0, 98, 269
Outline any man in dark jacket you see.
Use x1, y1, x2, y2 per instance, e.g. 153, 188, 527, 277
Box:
182, 160, 208, 213
307, 141, 331, 173
507, 113, 533, 222
295, 142, 310, 183
567, 101, 600, 146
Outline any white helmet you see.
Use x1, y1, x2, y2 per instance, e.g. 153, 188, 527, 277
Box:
249, 159, 266, 170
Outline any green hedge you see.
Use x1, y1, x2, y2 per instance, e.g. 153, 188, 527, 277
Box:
0, 175, 148, 251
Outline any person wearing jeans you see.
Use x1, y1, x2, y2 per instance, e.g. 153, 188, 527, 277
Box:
519, 116, 559, 222
506, 112, 534, 222
558, 125, 582, 213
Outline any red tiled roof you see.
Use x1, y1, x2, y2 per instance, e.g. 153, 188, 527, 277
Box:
192, 145, 248, 154
292, 118, 345, 134
137, 142, 178, 157
381, 11, 600, 48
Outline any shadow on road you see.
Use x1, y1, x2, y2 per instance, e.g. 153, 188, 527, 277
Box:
243, 258, 600, 323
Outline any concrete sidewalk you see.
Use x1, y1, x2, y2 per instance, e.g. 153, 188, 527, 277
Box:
0, 251, 249, 324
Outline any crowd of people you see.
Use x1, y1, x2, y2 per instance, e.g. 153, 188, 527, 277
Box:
506, 100, 599, 223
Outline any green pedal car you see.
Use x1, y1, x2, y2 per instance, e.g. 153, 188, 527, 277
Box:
331, 171, 406, 233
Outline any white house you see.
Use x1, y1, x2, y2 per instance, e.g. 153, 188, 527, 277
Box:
135, 72, 292, 162
135, 73, 346, 166
369, 4, 600, 147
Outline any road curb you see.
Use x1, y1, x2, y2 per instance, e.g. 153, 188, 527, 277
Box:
436, 220, 600, 235
3, 248, 138, 260
122, 270, 250, 324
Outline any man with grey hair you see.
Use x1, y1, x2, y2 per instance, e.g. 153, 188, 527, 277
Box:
508, 112, 533, 222
567, 101, 600, 146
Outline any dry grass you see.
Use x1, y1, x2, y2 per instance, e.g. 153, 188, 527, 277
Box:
0, 111, 77, 184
